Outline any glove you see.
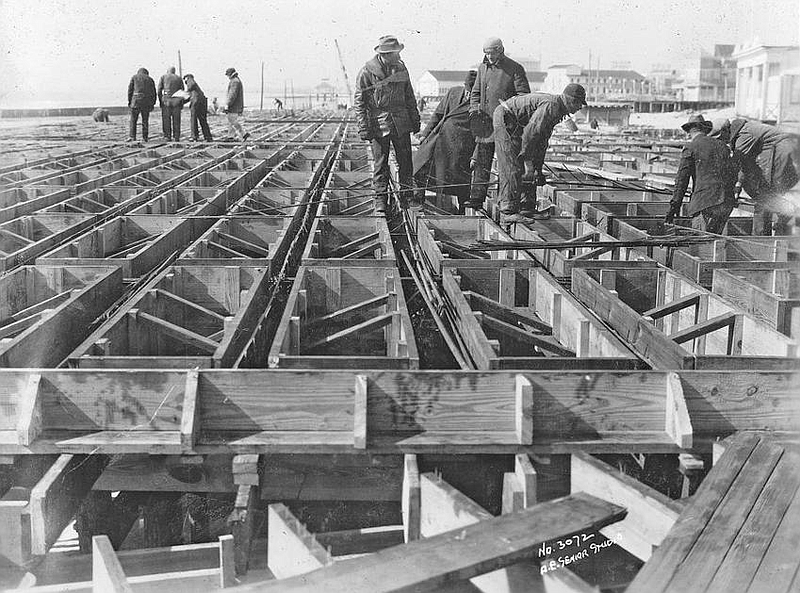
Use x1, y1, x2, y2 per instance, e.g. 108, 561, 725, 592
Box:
358, 130, 372, 141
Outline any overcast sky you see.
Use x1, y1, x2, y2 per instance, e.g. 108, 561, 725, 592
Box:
1, 0, 797, 108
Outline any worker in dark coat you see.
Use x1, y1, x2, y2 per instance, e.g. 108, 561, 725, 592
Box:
493, 84, 586, 223
157, 66, 184, 141
468, 37, 530, 209
223, 67, 250, 141
354, 35, 421, 212
413, 71, 477, 212
666, 114, 737, 234
126, 67, 156, 142
182, 74, 213, 142
711, 118, 798, 235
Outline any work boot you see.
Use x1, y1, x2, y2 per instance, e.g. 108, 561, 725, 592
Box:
519, 204, 552, 220
501, 212, 536, 225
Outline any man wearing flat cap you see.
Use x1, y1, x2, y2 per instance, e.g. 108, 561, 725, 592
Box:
354, 35, 421, 212
666, 114, 736, 234
223, 67, 250, 142
492, 84, 586, 223
468, 37, 530, 210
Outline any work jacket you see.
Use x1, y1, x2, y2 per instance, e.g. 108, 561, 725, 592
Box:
354, 55, 420, 138
469, 54, 529, 142
127, 69, 156, 111
226, 75, 244, 114
157, 72, 184, 103
184, 79, 208, 111
671, 133, 736, 217
495, 93, 570, 172
729, 118, 799, 197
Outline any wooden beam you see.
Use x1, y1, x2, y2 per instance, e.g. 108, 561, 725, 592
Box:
642, 292, 701, 320
515, 454, 537, 507
219, 534, 237, 588
92, 535, 132, 593
154, 289, 227, 322
249, 492, 626, 593
307, 293, 391, 330
216, 231, 270, 256
402, 454, 420, 542
330, 232, 380, 257
515, 374, 533, 445
138, 312, 220, 352
668, 313, 738, 346
354, 374, 368, 449
464, 291, 552, 333
31, 454, 108, 555
570, 451, 682, 561
502, 472, 525, 514
16, 373, 42, 447
481, 314, 574, 356
180, 369, 200, 451
305, 313, 393, 351
664, 372, 692, 449
267, 503, 333, 579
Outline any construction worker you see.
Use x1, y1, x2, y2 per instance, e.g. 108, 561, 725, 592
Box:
493, 84, 587, 223
157, 66, 184, 141
92, 108, 110, 123
222, 67, 250, 141
126, 67, 156, 142
354, 35, 421, 213
710, 118, 798, 235
468, 37, 530, 210
413, 70, 477, 213
666, 114, 737, 234
182, 74, 213, 142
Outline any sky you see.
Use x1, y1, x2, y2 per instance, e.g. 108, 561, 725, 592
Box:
0, 0, 798, 108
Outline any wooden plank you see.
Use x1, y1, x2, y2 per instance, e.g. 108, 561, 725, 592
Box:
502, 472, 525, 514
180, 369, 200, 451
16, 372, 42, 446
516, 374, 533, 445
137, 312, 219, 352
402, 454, 421, 542
669, 312, 738, 346
570, 451, 682, 561
267, 503, 333, 580
30, 454, 108, 555
664, 372, 692, 449
354, 374, 368, 449
251, 492, 626, 593
92, 535, 132, 593
514, 454, 537, 508
307, 293, 391, 329
218, 534, 236, 588
305, 313, 393, 351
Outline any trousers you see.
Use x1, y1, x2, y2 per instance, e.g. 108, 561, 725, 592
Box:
129, 108, 150, 140
370, 132, 413, 207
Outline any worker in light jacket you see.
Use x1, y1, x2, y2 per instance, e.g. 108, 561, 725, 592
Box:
354, 35, 421, 213
666, 114, 737, 234
468, 37, 530, 209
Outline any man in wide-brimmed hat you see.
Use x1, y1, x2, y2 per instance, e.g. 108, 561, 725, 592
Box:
353, 35, 421, 212
467, 37, 530, 210
666, 114, 737, 233
710, 117, 799, 235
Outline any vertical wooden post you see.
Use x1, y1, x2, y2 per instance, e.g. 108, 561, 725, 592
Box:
92, 535, 131, 593
402, 454, 421, 542
219, 534, 237, 588
678, 453, 705, 497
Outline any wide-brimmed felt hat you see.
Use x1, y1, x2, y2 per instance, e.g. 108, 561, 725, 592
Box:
375, 35, 404, 53
681, 114, 713, 132
562, 83, 588, 107
709, 118, 731, 139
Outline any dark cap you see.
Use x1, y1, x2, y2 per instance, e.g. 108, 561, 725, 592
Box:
225, 67, 236, 76
563, 83, 587, 106
183, 73, 194, 79
681, 114, 713, 133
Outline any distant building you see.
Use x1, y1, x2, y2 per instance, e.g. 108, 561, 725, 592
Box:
733, 42, 800, 125
648, 64, 681, 97
314, 79, 337, 100
543, 64, 649, 100
673, 45, 736, 103
416, 69, 546, 98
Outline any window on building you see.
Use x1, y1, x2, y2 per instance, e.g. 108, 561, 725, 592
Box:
757, 65, 763, 82
748, 67, 753, 79
792, 77, 800, 104
768, 62, 781, 77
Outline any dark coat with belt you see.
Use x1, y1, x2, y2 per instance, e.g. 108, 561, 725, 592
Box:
413, 85, 474, 199
226, 75, 244, 114
469, 55, 529, 143
729, 118, 799, 197
127, 69, 156, 111
671, 133, 736, 217
157, 72, 184, 105
354, 56, 420, 138
495, 93, 570, 172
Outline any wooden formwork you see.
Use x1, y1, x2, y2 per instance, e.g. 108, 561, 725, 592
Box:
612, 218, 797, 287
0, 265, 123, 367
0, 213, 96, 273
68, 264, 272, 369
180, 216, 293, 269
712, 267, 800, 339
268, 264, 418, 369
440, 262, 641, 370
0, 186, 73, 223
302, 216, 395, 264
571, 261, 799, 369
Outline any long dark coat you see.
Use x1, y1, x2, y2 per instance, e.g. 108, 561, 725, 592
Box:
671, 133, 736, 217
469, 55, 529, 143
127, 69, 156, 111
413, 85, 474, 199
729, 118, 799, 197
354, 56, 420, 138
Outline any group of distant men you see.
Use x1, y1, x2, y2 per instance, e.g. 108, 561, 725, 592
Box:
354, 35, 585, 222
354, 34, 797, 233
125, 67, 250, 143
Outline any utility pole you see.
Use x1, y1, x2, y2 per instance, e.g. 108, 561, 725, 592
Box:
178, 51, 182, 78
290, 79, 295, 109
260, 61, 264, 110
